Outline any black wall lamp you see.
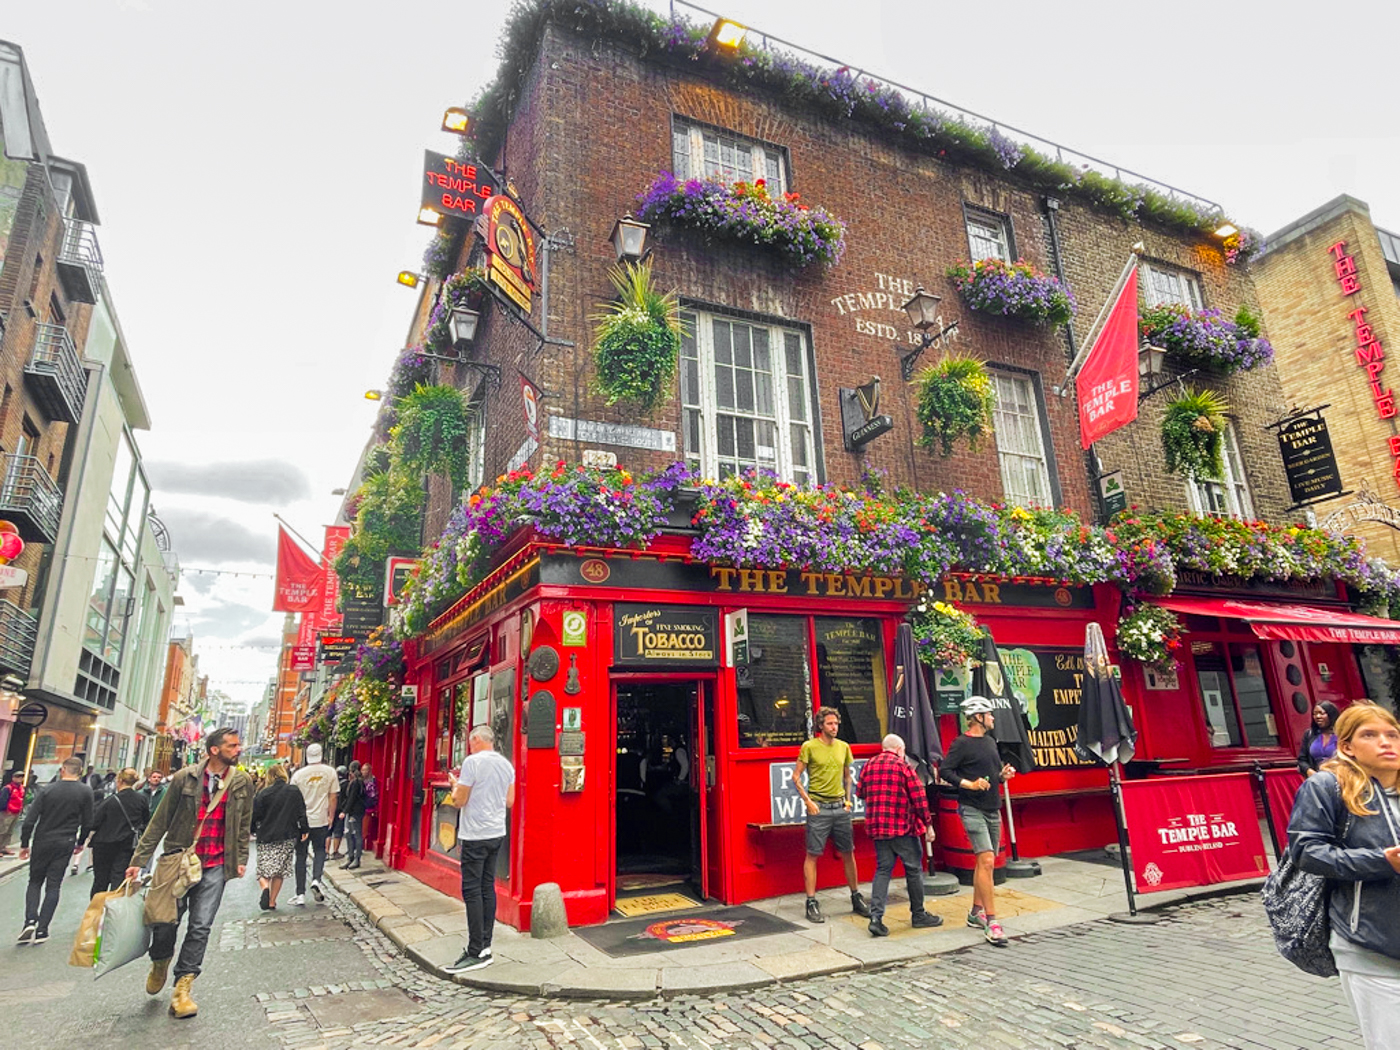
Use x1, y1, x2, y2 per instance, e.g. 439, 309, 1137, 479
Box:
898, 286, 960, 381
609, 213, 651, 264
1137, 340, 1195, 402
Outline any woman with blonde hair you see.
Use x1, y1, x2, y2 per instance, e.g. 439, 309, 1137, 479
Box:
1289, 703, 1400, 1048
86, 767, 148, 896
251, 761, 307, 910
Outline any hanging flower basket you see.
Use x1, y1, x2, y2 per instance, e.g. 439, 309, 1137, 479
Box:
1161, 387, 1229, 480
946, 258, 1076, 327
1116, 603, 1185, 669
386, 347, 433, 400
636, 172, 846, 269
1139, 303, 1273, 374
590, 260, 685, 412
914, 354, 996, 456
391, 384, 474, 487
909, 598, 984, 669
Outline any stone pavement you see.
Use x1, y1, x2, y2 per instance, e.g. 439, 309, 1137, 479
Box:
324, 849, 1275, 998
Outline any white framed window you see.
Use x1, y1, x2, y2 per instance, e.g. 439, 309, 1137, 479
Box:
680, 310, 816, 486
991, 371, 1053, 508
1142, 262, 1204, 310
1187, 421, 1255, 519
464, 385, 487, 494
965, 208, 1012, 263
672, 120, 787, 196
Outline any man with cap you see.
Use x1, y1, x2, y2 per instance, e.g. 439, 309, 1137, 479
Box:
939, 695, 1016, 946
290, 743, 337, 906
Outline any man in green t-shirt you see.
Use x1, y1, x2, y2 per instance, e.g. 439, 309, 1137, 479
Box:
794, 707, 870, 923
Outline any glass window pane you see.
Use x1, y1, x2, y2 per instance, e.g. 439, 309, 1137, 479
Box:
736, 615, 812, 748
1231, 644, 1277, 746
735, 418, 755, 461
816, 618, 887, 745
755, 420, 777, 467
732, 324, 752, 369
713, 320, 732, 364
1195, 645, 1242, 747
784, 332, 803, 376
673, 126, 691, 177
788, 375, 805, 421
717, 416, 736, 458
716, 361, 735, 410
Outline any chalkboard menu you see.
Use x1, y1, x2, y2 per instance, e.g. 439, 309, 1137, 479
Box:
614, 604, 719, 666
815, 617, 887, 745
996, 646, 1097, 770
737, 615, 811, 748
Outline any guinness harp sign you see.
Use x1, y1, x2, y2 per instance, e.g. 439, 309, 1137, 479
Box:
839, 375, 894, 451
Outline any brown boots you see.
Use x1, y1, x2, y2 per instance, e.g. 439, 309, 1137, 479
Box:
169, 974, 198, 1019
146, 957, 171, 995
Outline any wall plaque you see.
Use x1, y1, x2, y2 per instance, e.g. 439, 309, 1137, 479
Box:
527, 691, 557, 749
559, 730, 586, 756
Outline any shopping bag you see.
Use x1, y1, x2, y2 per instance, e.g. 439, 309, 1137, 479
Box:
69, 885, 128, 968
93, 882, 151, 979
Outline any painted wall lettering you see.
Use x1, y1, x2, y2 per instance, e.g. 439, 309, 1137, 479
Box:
830, 273, 959, 348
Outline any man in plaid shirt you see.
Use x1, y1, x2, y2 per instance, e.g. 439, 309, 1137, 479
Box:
856, 733, 943, 936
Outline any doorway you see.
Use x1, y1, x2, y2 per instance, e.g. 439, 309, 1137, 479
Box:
614, 681, 711, 908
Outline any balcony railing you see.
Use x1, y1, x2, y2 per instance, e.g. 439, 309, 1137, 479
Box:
56, 217, 103, 304
0, 453, 64, 544
0, 599, 37, 680
25, 323, 88, 423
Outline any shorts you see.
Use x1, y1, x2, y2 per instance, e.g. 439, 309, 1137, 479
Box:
958, 804, 1002, 855
805, 802, 854, 856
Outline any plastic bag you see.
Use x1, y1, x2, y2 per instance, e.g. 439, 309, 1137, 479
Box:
69, 884, 128, 968
94, 882, 151, 979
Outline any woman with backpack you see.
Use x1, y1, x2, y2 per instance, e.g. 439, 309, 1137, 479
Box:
86, 767, 148, 896
1289, 703, 1400, 1048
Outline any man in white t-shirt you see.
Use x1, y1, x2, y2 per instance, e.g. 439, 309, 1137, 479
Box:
290, 743, 338, 906
442, 725, 515, 974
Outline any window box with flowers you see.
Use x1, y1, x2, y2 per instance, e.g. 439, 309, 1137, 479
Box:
636, 172, 846, 269
946, 258, 1076, 328
1139, 303, 1273, 375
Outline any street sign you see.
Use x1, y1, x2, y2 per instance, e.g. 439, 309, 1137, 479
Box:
1099, 470, 1127, 520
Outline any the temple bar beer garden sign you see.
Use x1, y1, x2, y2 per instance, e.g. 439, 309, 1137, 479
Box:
614, 604, 719, 666
422, 151, 498, 220
1276, 415, 1344, 505
997, 646, 1097, 770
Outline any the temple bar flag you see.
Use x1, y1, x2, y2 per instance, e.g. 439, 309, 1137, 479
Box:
273, 527, 323, 612
1076, 266, 1140, 449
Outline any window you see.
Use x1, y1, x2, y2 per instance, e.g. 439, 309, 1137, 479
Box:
737, 615, 812, 748
1194, 641, 1279, 749
464, 387, 486, 495
680, 310, 817, 485
672, 119, 787, 195
965, 208, 1012, 263
1142, 262, 1204, 310
815, 618, 888, 745
1187, 421, 1254, 519
991, 371, 1053, 508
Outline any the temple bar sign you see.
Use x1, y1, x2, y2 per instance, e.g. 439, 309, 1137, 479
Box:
1278, 415, 1344, 505
422, 151, 498, 220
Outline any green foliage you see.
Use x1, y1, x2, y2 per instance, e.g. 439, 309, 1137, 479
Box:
590, 260, 685, 412
915, 354, 997, 457
1233, 304, 1261, 339
391, 384, 474, 487
1161, 387, 1229, 480
334, 470, 424, 600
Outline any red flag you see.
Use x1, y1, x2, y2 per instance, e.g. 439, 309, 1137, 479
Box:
273, 527, 323, 612
1077, 268, 1140, 449
318, 526, 351, 626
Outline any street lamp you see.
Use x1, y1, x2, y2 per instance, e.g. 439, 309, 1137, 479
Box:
442, 107, 470, 135
706, 18, 747, 49
1138, 341, 1167, 380
417, 207, 442, 227
396, 271, 424, 288
1214, 223, 1238, 239
898, 286, 960, 381
450, 307, 481, 349
609, 213, 651, 263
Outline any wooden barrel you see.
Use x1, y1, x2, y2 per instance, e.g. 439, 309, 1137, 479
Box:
934, 790, 1007, 886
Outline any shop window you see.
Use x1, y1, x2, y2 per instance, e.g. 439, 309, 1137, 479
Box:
991, 370, 1054, 508
1141, 261, 1204, 310
671, 118, 787, 195
1186, 421, 1255, 519
815, 618, 888, 745
1194, 641, 1279, 748
680, 310, 817, 486
737, 615, 812, 748
435, 686, 453, 772
964, 206, 1013, 263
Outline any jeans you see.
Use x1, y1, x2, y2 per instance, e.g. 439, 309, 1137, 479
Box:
295, 826, 329, 894
0, 812, 19, 852
150, 863, 226, 979
869, 834, 927, 921
90, 842, 134, 897
344, 816, 363, 865
25, 841, 70, 932
460, 836, 503, 956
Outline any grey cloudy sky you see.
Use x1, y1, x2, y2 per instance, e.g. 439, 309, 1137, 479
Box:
7, 0, 1397, 707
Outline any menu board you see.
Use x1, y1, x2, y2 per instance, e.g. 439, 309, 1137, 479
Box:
815, 618, 887, 744
996, 646, 1097, 770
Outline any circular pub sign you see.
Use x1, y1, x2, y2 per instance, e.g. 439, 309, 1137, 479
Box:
579, 558, 610, 584
636, 916, 744, 945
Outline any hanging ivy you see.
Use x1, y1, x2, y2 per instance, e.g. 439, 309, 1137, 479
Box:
391, 384, 474, 487
334, 469, 425, 601
1161, 387, 1229, 480
590, 260, 685, 412
914, 354, 997, 456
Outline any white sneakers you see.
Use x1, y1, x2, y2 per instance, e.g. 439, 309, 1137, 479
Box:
289, 894, 306, 906
310, 880, 325, 903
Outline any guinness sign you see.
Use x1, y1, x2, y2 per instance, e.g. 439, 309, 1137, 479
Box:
839, 375, 894, 451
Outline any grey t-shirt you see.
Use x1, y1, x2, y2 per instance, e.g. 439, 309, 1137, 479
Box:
1330, 788, 1400, 978
457, 750, 514, 841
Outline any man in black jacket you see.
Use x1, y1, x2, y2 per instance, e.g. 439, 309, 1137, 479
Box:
17, 757, 93, 945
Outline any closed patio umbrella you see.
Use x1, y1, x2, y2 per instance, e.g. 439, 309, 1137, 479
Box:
888, 623, 943, 784
1076, 622, 1137, 766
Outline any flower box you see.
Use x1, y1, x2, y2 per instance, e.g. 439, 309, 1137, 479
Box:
946, 258, 1075, 328
1139, 304, 1273, 375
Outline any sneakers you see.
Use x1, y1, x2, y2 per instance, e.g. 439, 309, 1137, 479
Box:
289, 894, 306, 906
443, 950, 492, 974
310, 880, 325, 903
867, 917, 889, 937
966, 907, 989, 930
259, 887, 271, 911
804, 897, 824, 923
31, 929, 48, 944
480, 946, 492, 958
16, 923, 36, 945
850, 891, 871, 918
985, 920, 1008, 946
911, 911, 944, 929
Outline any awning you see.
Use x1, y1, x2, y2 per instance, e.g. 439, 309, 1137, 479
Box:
1154, 596, 1400, 646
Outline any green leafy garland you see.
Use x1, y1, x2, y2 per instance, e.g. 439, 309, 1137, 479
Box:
1161, 387, 1228, 480
590, 260, 685, 411
915, 354, 997, 456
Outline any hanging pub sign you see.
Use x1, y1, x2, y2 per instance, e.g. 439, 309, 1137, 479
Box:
384, 557, 419, 607
1277, 415, 1344, 506
482, 194, 538, 313
342, 594, 385, 639
421, 151, 498, 220
317, 634, 356, 667
290, 645, 316, 673
614, 604, 719, 666
838, 376, 893, 451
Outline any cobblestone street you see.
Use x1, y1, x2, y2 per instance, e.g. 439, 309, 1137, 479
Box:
261, 891, 1358, 1050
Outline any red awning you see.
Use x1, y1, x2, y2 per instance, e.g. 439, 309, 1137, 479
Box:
1154, 596, 1400, 646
